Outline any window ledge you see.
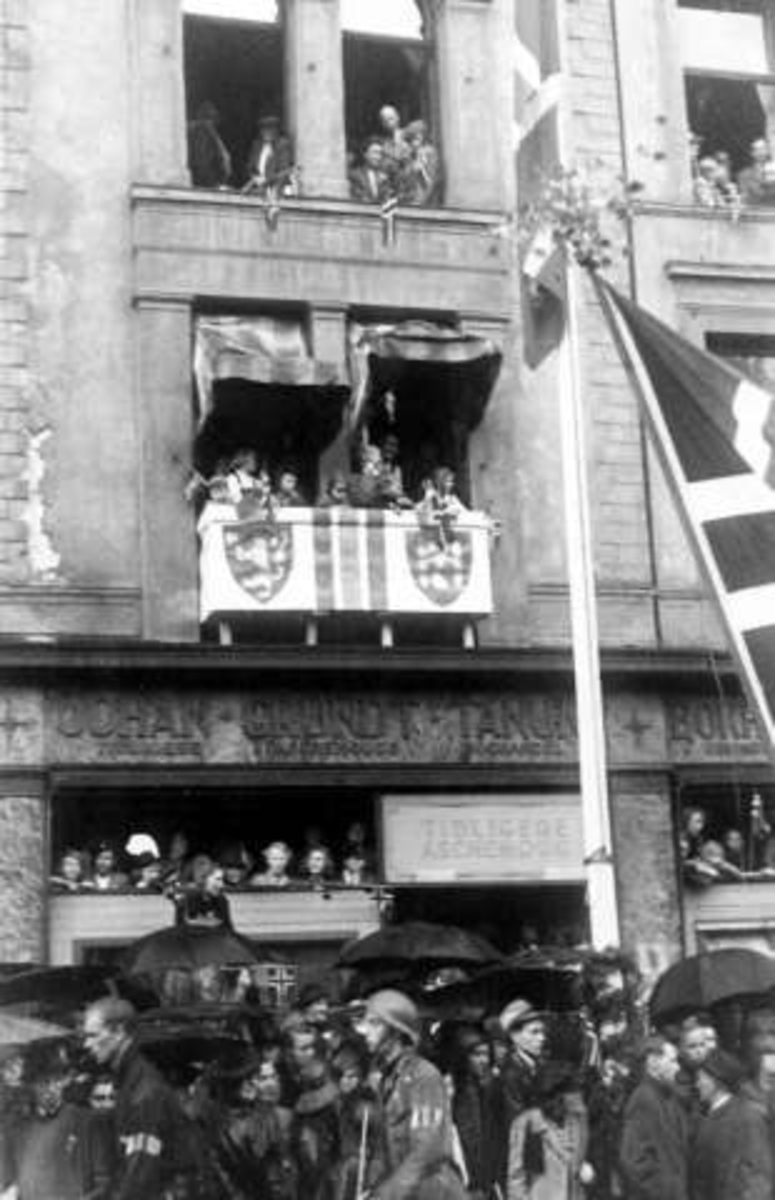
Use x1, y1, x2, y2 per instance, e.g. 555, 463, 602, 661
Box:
131, 184, 508, 229
633, 200, 775, 223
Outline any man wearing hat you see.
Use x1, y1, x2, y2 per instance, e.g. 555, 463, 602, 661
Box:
358, 989, 467, 1200
691, 1048, 772, 1200
499, 1000, 548, 1127
619, 1034, 689, 1200
245, 114, 295, 196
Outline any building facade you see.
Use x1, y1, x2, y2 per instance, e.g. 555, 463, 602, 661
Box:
1, 0, 775, 987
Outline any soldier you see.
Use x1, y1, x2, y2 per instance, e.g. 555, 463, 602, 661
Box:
358, 988, 467, 1200
82, 996, 202, 1200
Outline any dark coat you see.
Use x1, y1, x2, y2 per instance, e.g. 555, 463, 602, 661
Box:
619, 1076, 689, 1200
690, 1094, 773, 1200
374, 1048, 467, 1200
452, 1073, 507, 1196
112, 1043, 201, 1200
500, 1053, 542, 1128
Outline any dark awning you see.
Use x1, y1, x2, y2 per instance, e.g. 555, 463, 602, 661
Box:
349, 320, 502, 433
193, 316, 350, 473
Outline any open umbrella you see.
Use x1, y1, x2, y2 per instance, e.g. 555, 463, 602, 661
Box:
650, 948, 775, 1023
0, 965, 159, 1012
0, 1012, 70, 1045
337, 921, 503, 970
120, 924, 264, 976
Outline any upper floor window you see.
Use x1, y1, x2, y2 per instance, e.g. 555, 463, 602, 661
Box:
184, 0, 295, 194
680, 0, 775, 207
343, 1, 443, 207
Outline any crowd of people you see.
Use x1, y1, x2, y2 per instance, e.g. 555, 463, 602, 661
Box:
191, 439, 471, 531
49, 825, 380, 898
3, 977, 775, 1200
691, 134, 775, 211
680, 799, 775, 888
187, 103, 442, 209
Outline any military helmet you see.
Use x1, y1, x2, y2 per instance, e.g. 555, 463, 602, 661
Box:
364, 989, 421, 1046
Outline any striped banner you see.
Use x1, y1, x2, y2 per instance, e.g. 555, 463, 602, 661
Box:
198, 507, 494, 621
597, 278, 775, 753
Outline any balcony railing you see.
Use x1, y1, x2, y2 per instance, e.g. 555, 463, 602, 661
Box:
198, 504, 495, 645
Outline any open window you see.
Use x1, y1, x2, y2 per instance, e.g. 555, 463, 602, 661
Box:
348, 319, 502, 506
342, 0, 441, 205
679, 0, 775, 194
183, 0, 287, 190
192, 313, 349, 502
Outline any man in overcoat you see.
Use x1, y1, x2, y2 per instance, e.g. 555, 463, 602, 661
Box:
619, 1034, 689, 1200
691, 1048, 772, 1200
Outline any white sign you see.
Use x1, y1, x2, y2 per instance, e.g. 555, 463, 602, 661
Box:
381, 794, 584, 883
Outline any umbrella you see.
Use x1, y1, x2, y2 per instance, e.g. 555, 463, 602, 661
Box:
0, 965, 159, 1012
121, 924, 264, 976
650, 949, 775, 1023
0, 1012, 69, 1045
337, 921, 503, 970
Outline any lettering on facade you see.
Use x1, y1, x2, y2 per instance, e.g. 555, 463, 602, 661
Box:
667, 697, 766, 762
48, 690, 579, 766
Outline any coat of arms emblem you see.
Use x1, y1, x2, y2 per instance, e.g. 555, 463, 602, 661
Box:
224, 520, 293, 604
406, 527, 473, 606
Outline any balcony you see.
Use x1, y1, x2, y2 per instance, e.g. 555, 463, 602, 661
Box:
199, 504, 495, 646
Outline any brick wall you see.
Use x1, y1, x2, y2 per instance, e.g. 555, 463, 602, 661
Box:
564, 0, 656, 593
0, 0, 30, 586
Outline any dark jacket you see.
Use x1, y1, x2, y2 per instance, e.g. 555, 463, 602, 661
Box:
374, 1047, 467, 1200
619, 1076, 689, 1200
452, 1072, 507, 1196
691, 1094, 773, 1200
112, 1043, 200, 1200
500, 1052, 542, 1128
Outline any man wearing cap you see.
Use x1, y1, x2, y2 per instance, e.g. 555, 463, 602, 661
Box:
499, 1000, 547, 1127
691, 1048, 772, 1200
359, 988, 467, 1200
82, 996, 201, 1200
619, 1034, 689, 1200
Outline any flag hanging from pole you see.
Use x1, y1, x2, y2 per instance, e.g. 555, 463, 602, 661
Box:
596, 276, 775, 752
514, 0, 565, 367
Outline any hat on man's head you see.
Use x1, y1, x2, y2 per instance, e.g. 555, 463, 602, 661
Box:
700, 1048, 745, 1092
298, 981, 329, 1010
500, 998, 546, 1034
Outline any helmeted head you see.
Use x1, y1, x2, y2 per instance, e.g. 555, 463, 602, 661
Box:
359, 989, 421, 1053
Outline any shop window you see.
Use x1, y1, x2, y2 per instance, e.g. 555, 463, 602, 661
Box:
183, 0, 293, 192
679, 0, 775, 205
679, 784, 775, 885
342, 1, 442, 207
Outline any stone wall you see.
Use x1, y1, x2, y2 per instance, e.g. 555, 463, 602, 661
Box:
0, 790, 45, 961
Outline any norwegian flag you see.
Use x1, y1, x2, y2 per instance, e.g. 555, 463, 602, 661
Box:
597, 277, 775, 752
514, 0, 565, 367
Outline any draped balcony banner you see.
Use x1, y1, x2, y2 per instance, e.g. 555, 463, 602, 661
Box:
198, 505, 494, 620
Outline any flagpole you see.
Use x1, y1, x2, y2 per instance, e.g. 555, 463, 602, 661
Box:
558, 261, 620, 949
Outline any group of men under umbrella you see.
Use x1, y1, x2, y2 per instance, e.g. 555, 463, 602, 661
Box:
3, 914, 775, 1200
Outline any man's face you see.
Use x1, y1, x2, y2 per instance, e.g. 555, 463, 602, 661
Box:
62, 855, 81, 882
255, 1062, 281, 1104
359, 1012, 391, 1055
467, 1043, 491, 1080
90, 1079, 116, 1110
35, 1078, 66, 1117
304, 998, 329, 1026
95, 850, 114, 876
380, 107, 400, 133
681, 1028, 709, 1068
339, 1066, 361, 1095
511, 1020, 546, 1059
653, 1043, 680, 1086
291, 1032, 318, 1069
83, 1013, 123, 1067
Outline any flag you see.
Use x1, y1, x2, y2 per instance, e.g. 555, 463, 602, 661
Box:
514, 0, 565, 367
596, 276, 775, 752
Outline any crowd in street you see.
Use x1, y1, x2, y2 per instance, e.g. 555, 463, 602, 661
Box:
2, 975, 775, 1200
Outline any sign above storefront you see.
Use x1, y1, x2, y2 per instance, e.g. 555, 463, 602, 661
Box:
381, 793, 585, 883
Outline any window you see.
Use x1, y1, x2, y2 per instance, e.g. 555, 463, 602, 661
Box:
679, 0, 775, 191
183, 0, 288, 191
342, 1, 442, 206
679, 784, 775, 884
